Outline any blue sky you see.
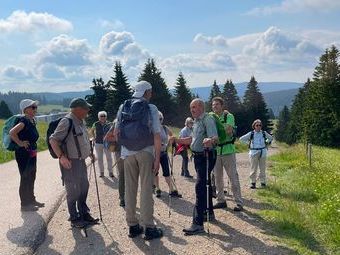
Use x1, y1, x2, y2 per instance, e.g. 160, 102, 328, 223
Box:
1, 0, 340, 92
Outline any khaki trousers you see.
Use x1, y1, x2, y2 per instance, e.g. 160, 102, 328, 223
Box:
124, 151, 155, 228
249, 152, 267, 184
214, 153, 243, 206
114, 151, 125, 201
95, 143, 113, 175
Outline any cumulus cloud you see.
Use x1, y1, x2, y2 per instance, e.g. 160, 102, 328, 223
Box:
161, 51, 235, 73
34, 34, 93, 67
0, 10, 73, 33
1, 66, 34, 80
247, 0, 340, 15
37, 64, 66, 79
193, 33, 228, 47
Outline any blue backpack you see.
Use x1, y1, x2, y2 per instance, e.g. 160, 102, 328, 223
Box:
2, 115, 23, 151
119, 98, 154, 151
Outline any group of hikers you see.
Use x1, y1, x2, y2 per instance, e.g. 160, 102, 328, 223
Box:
5, 80, 273, 240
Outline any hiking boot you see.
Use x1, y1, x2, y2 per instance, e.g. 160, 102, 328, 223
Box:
109, 173, 114, 178
170, 190, 182, 198
21, 205, 38, 212
184, 174, 193, 179
203, 212, 216, 222
128, 224, 144, 238
233, 204, 244, 212
250, 183, 256, 189
144, 227, 163, 240
31, 200, 45, 208
213, 202, 227, 209
261, 183, 267, 188
119, 200, 125, 207
71, 219, 87, 228
156, 189, 161, 198
183, 224, 205, 235
83, 214, 100, 225
99, 173, 104, 178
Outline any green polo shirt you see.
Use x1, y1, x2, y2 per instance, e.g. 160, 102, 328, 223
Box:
216, 112, 236, 155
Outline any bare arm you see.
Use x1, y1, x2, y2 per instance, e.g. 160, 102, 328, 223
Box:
9, 122, 29, 149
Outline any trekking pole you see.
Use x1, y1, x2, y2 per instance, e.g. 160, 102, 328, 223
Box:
205, 148, 210, 235
90, 140, 103, 221
170, 143, 179, 191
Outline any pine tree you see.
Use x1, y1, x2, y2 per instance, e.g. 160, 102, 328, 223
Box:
85, 77, 108, 126
275, 105, 290, 143
303, 46, 340, 147
138, 58, 175, 124
0, 100, 13, 119
243, 76, 270, 131
207, 80, 221, 111
222, 79, 241, 113
106, 62, 132, 120
173, 72, 193, 126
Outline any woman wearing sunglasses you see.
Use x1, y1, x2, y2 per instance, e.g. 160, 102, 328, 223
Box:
9, 99, 44, 211
239, 119, 273, 189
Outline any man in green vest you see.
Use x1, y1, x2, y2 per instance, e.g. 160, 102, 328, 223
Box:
211, 97, 243, 211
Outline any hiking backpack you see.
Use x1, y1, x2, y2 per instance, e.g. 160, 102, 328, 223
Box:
2, 115, 23, 151
248, 130, 270, 149
119, 98, 154, 151
46, 117, 73, 158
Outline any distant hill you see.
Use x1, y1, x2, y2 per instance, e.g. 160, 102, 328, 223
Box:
263, 88, 299, 116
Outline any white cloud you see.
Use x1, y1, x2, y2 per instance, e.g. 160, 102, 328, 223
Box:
1, 66, 34, 80
37, 64, 66, 79
160, 51, 235, 73
34, 34, 93, 67
193, 33, 228, 47
99, 19, 124, 30
247, 0, 340, 15
0, 10, 73, 33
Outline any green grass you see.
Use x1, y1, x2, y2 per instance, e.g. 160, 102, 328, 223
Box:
256, 144, 340, 255
37, 104, 68, 115
0, 119, 49, 164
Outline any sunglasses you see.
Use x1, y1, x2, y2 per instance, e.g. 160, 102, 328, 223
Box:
100, 115, 107, 117
255, 124, 262, 127
30, 106, 38, 110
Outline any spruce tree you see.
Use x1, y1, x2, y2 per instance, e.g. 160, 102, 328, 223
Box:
0, 100, 13, 119
275, 105, 290, 143
85, 77, 108, 126
222, 79, 241, 113
207, 80, 221, 111
138, 58, 175, 124
173, 72, 193, 126
243, 76, 270, 131
106, 62, 132, 120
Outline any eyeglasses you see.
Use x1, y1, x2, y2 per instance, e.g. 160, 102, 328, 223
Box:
100, 115, 107, 117
255, 124, 262, 127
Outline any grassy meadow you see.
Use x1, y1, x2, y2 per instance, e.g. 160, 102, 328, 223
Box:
256, 144, 340, 255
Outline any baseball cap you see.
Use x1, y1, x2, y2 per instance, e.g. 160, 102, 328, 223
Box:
69, 98, 92, 110
19, 99, 39, 112
132, 81, 152, 98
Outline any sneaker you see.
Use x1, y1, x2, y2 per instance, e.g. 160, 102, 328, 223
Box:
144, 227, 163, 240
156, 189, 161, 198
170, 190, 182, 198
83, 214, 100, 224
31, 200, 45, 208
99, 173, 104, 178
21, 205, 38, 212
250, 183, 256, 189
184, 174, 193, 179
213, 202, 227, 209
71, 219, 87, 228
261, 183, 266, 188
233, 204, 244, 212
183, 224, 205, 235
109, 173, 114, 178
128, 224, 144, 238
119, 200, 125, 207
203, 212, 216, 222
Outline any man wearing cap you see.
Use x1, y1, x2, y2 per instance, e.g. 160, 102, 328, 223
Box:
115, 81, 163, 240
49, 98, 98, 228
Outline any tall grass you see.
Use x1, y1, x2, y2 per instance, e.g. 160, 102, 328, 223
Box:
257, 144, 340, 255
0, 119, 48, 164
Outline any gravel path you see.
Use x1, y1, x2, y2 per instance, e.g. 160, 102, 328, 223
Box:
35, 147, 295, 255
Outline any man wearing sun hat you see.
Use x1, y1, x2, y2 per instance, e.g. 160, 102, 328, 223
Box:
115, 80, 163, 240
49, 98, 98, 228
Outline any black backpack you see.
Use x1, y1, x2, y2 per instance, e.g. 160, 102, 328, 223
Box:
248, 130, 269, 149
119, 98, 154, 151
46, 118, 73, 158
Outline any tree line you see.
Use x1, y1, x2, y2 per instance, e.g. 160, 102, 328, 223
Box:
275, 45, 340, 147
86, 60, 271, 136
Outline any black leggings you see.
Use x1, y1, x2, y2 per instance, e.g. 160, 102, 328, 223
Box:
15, 149, 37, 206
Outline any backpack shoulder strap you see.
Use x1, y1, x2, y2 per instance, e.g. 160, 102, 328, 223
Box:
61, 117, 73, 144
248, 131, 255, 149
71, 123, 82, 159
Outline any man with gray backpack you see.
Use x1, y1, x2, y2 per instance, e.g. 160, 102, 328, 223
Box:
114, 81, 163, 240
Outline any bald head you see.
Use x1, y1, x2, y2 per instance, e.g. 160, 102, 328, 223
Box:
190, 98, 205, 119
